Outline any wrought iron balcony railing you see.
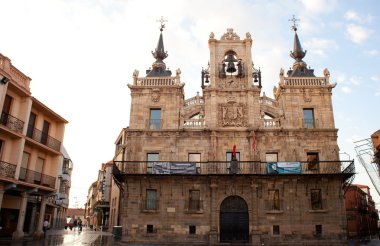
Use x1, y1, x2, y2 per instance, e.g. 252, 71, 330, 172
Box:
18, 167, 56, 188
113, 160, 354, 176
0, 111, 24, 134
0, 160, 17, 179
149, 119, 161, 129
26, 124, 61, 151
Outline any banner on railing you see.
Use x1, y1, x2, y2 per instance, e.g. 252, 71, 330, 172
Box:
267, 162, 301, 174
152, 162, 196, 174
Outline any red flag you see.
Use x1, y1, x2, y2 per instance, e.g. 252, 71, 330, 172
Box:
232, 143, 237, 160
252, 131, 257, 152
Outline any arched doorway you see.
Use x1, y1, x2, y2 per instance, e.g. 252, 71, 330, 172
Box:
220, 195, 249, 242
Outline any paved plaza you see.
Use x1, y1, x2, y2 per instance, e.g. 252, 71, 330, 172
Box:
0, 228, 380, 246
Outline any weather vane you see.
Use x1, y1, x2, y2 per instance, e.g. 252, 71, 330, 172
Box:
157, 16, 167, 32
288, 15, 300, 31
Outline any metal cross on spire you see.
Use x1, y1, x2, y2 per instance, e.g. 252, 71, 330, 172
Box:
288, 15, 300, 31
157, 16, 167, 32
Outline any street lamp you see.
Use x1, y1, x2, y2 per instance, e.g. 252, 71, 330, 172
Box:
0, 74, 9, 84
252, 64, 262, 88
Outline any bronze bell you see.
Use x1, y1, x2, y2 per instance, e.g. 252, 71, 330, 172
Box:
225, 54, 236, 73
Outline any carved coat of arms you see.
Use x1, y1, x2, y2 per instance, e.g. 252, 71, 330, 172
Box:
219, 102, 247, 127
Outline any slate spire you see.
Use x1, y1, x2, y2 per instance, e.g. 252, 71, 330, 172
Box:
147, 17, 172, 77
287, 15, 315, 77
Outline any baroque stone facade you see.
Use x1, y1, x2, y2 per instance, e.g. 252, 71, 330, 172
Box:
111, 26, 354, 246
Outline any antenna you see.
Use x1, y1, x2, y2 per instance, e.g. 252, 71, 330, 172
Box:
288, 15, 300, 31
74, 196, 79, 209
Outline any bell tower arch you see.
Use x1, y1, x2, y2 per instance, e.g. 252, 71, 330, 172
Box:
203, 29, 261, 129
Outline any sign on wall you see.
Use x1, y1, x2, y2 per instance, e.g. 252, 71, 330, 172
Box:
152, 162, 197, 174
267, 162, 301, 174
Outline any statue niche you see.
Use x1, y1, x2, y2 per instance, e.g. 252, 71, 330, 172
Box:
219, 102, 247, 127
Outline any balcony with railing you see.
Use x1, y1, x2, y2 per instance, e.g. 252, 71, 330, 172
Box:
0, 161, 17, 179
0, 112, 24, 134
113, 160, 354, 177
18, 167, 56, 188
303, 119, 315, 128
149, 119, 162, 129
26, 125, 61, 151
183, 119, 205, 128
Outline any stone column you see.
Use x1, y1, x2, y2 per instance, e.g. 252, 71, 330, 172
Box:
52, 207, 58, 228
33, 196, 47, 239
209, 178, 218, 245
12, 192, 28, 240
0, 190, 5, 213
28, 203, 37, 234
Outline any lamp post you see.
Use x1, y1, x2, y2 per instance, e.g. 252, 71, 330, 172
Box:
0, 74, 9, 84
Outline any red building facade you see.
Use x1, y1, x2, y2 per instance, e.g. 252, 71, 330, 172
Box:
345, 184, 378, 239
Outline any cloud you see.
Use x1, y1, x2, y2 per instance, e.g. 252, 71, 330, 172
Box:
346, 24, 372, 43
344, 10, 373, 24
344, 10, 361, 22
349, 76, 362, 85
341, 86, 352, 94
371, 76, 379, 81
365, 49, 380, 56
304, 38, 338, 57
301, 0, 338, 14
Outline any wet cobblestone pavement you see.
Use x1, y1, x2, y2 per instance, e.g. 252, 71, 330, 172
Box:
1, 228, 380, 245
0, 229, 122, 246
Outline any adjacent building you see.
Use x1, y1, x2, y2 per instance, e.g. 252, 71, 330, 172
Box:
0, 53, 69, 239
371, 130, 380, 175
84, 161, 112, 231
111, 24, 355, 246
345, 184, 378, 239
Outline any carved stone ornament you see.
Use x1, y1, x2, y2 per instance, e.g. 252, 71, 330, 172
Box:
302, 88, 311, 102
218, 102, 247, 127
220, 28, 240, 41
151, 89, 160, 102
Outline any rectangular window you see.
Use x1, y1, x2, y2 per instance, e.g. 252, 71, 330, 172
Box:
27, 112, 36, 138
266, 153, 278, 162
226, 152, 240, 174
189, 225, 196, 235
268, 189, 280, 210
303, 108, 315, 128
19, 152, 30, 181
273, 225, 280, 235
188, 153, 201, 174
34, 157, 44, 184
0, 140, 3, 158
226, 152, 240, 161
189, 190, 200, 210
146, 189, 157, 210
315, 225, 322, 236
147, 153, 159, 173
41, 120, 50, 144
307, 152, 319, 171
149, 109, 161, 129
311, 189, 322, 210
147, 224, 154, 233
1, 95, 12, 126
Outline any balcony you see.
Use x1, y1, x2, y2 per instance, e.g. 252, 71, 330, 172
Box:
18, 167, 56, 188
0, 160, 17, 179
59, 173, 70, 182
149, 119, 161, 129
113, 160, 354, 176
0, 112, 24, 134
26, 125, 61, 151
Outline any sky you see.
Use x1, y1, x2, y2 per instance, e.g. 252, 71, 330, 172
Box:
0, 0, 379, 208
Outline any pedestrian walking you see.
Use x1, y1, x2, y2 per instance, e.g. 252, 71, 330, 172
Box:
42, 219, 49, 238
78, 218, 82, 231
73, 218, 78, 231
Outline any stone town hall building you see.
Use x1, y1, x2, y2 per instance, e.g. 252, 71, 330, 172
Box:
111, 23, 355, 246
